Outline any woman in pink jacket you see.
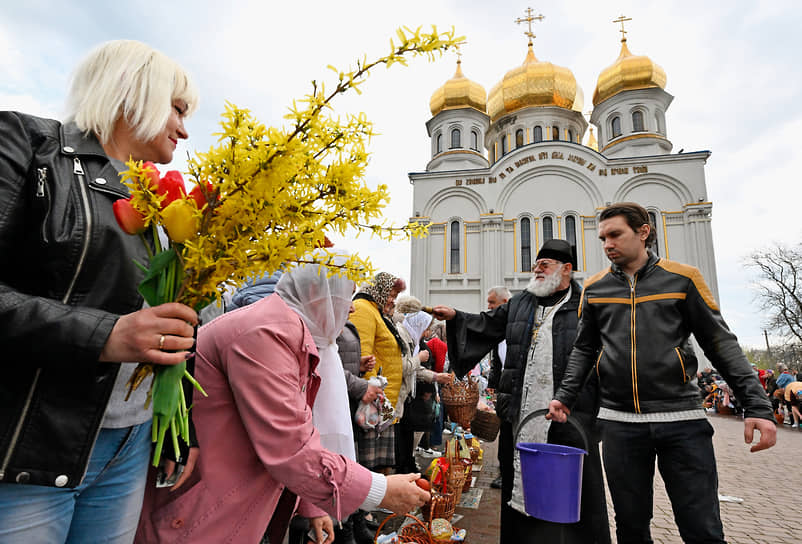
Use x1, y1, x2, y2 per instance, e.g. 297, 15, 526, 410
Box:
136, 255, 429, 544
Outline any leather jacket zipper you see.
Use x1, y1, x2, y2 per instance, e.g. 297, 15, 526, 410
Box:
1, 157, 94, 483
36, 167, 50, 243
629, 276, 641, 413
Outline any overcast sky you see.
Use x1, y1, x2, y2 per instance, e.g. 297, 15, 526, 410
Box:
3, 0, 801, 349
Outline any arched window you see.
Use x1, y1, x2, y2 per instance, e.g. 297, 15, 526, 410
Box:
471, 130, 479, 151
436, 134, 442, 153
655, 111, 664, 134
520, 217, 531, 272
648, 212, 660, 257
450, 221, 461, 273
611, 116, 622, 138
552, 126, 560, 141
564, 216, 578, 270
516, 129, 524, 148
501, 135, 507, 156
632, 111, 644, 132
534, 126, 543, 143
542, 216, 553, 241
450, 128, 461, 149
568, 129, 574, 143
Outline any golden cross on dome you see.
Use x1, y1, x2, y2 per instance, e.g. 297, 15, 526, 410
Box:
455, 41, 467, 62
516, 7, 545, 45
613, 14, 632, 42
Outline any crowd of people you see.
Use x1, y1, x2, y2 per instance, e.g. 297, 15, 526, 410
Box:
0, 38, 780, 544
699, 363, 802, 428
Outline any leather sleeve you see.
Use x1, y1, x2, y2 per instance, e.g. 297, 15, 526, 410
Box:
0, 112, 117, 366
554, 287, 601, 409
682, 276, 774, 421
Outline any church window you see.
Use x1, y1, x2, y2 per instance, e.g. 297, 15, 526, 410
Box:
534, 126, 543, 143
633, 111, 644, 132
436, 134, 442, 153
471, 130, 479, 151
516, 129, 524, 148
568, 129, 574, 143
611, 116, 622, 138
648, 211, 660, 257
655, 111, 665, 134
542, 216, 553, 241
565, 215, 578, 270
450, 221, 461, 273
501, 135, 507, 156
520, 217, 532, 272
552, 126, 559, 141
451, 128, 461, 149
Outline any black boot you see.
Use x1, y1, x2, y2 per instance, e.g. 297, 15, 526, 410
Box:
333, 517, 358, 544
352, 512, 376, 544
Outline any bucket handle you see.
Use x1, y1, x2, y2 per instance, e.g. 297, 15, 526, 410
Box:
513, 408, 590, 454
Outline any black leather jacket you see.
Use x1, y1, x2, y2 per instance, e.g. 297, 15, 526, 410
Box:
446, 280, 598, 424
555, 253, 774, 420
0, 112, 148, 487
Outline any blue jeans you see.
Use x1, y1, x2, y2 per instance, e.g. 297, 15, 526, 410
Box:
0, 421, 152, 544
600, 418, 725, 544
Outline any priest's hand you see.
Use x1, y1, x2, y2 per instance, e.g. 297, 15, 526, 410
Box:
431, 306, 456, 320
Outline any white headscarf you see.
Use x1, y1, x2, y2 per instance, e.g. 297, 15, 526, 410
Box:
275, 250, 356, 461
402, 311, 433, 356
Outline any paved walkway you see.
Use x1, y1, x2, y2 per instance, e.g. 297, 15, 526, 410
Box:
449, 413, 799, 543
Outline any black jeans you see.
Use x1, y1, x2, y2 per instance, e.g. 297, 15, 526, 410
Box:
600, 419, 726, 544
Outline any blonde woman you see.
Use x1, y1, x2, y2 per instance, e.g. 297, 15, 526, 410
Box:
0, 40, 199, 543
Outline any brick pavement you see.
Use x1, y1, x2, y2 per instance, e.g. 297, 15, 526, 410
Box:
449, 413, 799, 544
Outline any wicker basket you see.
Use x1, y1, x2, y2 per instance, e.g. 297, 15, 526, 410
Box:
374, 513, 434, 544
441, 376, 479, 429
421, 489, 458, 523
470, 409, 500, 442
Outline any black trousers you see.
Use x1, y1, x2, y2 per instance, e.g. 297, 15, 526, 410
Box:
600, 419, 725, 544
499, 417, 611, 544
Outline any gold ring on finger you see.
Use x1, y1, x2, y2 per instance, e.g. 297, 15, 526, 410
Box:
159, 335, 166, 350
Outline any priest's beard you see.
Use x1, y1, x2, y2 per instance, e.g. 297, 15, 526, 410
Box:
526, 266, 564, 297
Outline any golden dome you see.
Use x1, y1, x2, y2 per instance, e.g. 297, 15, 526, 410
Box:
593, 39, 667, 106
429, 60, 487, 116
486, 44, 579, 121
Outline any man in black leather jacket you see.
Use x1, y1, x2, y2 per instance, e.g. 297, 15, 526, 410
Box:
0, 40, 198, 542
433, 240, 610, 544
550, 202, 775, 544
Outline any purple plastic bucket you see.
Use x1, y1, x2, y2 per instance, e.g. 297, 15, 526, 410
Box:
515, 442, 586, 523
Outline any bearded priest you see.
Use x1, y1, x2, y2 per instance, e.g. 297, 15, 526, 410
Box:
432, 240, 610, 544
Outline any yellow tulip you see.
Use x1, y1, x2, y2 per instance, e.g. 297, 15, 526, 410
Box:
161, 199, 199, 243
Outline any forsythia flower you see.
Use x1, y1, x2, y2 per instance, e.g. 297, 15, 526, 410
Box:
121, 25, 454, 310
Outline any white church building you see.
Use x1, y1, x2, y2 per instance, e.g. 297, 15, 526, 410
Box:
409, 15, 717, 313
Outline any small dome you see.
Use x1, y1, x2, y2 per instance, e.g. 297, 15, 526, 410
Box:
593, 39, 667, 106
487, 44, 579, 121
429, 60, 487, 116
586, 126, 598, 151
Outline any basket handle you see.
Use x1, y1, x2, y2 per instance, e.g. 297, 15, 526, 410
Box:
374, 512, 431, 542
513, 408, 589, 453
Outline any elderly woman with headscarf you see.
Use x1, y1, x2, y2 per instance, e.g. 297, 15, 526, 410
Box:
135, 256, 429, 544
349, 272, 407, 473
394, 298, 451, 473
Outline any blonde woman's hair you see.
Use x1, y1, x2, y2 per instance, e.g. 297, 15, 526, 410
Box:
64, 40, 199, 146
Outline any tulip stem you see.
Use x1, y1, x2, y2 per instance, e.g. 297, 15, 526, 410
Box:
139, 232, 153, 260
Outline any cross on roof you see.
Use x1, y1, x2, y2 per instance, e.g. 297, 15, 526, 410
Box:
613, 14, 632, 42
516, 7, 545, 45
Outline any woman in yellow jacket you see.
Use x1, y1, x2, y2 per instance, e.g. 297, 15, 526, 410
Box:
351, 272, 406, 472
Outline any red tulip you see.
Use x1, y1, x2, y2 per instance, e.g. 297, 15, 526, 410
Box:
188, 180, 216, 210
142, 161, 160, 190
156, 170, 187, 209
113, 197, 147, 234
